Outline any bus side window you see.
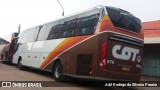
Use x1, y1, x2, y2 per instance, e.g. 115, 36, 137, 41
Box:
75, 14, 99, 36
76, 17, 89, 36
88, 14, 100, 33
56, 24, 63, 38
60, 19, 76, 38
47, 23, 64, 40
47, 25, 59, 40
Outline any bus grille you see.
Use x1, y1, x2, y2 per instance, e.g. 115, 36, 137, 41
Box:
76, 54, 93, 76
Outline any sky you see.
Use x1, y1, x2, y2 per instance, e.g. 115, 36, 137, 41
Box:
0, 0, 160, 37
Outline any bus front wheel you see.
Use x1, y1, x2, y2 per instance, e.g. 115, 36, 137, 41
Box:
53, 62, 65, 81
18, 60, 23, 70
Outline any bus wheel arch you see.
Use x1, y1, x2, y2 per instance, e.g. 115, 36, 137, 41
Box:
18, 56, 22, 64
52, 59, 65, 81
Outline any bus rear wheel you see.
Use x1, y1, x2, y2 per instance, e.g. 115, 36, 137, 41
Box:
53, 62, 65, 81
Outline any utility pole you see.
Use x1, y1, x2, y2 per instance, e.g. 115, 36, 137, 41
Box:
57, 0, 64, 16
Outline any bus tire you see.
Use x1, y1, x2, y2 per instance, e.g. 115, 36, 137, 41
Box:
53, 62, 65, 81
18, 60, 24, 70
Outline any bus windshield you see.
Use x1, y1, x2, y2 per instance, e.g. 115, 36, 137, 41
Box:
106, 7, 142, 33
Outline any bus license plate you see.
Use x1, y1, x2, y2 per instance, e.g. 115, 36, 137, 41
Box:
122, 66, 130, 71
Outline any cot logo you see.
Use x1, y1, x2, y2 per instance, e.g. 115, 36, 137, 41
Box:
112, 45, 140, 62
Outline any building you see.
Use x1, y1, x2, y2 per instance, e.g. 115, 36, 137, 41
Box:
142, 20, 160, 77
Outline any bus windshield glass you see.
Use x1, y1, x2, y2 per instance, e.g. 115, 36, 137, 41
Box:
106, 7, 142, 33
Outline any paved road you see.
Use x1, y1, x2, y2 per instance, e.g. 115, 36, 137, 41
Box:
0, 62, 159, 90
0, 62, 129, 90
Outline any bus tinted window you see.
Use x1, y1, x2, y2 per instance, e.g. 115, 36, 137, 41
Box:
48, 23, 65, 39
48, 25, 59, 39
60, 19, 76, 38
76, 14, 99, 36
48, 19, 76, 39
106, 7, 141, 33
47, 14, 99, 39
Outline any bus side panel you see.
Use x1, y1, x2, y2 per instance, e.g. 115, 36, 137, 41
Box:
67, 35, 99, 76
30, 52, 41, 67
94, 32, 109, 78
39, 52, 50, 69
27, 39, 64, 68
65, 53, 77, 75
44, 35, 99, 76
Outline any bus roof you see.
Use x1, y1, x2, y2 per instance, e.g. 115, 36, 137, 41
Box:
23, 5, 105, 31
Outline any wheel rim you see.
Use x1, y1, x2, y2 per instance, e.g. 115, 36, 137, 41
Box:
54, 64, 62, 78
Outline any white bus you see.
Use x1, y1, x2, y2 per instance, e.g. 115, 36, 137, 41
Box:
13, 5, 143, 81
